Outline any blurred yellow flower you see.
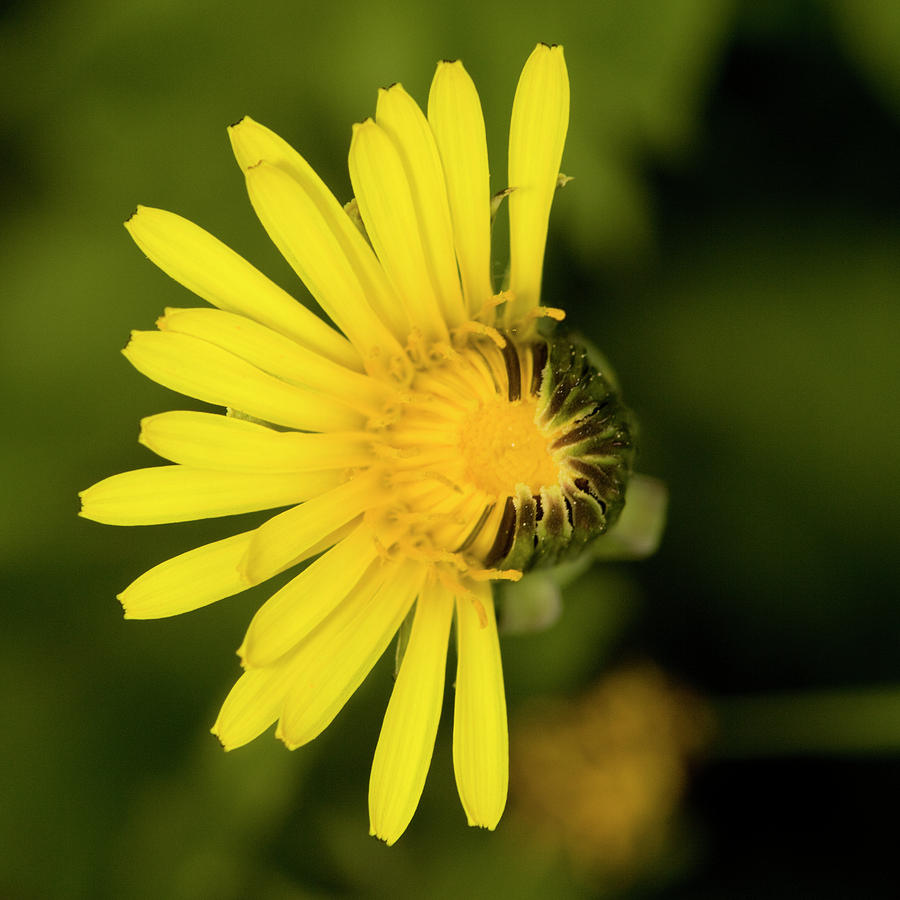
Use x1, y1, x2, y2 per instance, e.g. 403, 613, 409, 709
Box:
511, 665, 712, 881
80, 44, 634, 843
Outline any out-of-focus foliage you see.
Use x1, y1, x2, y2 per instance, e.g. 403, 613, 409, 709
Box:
827, 0, 900, 117
2, 0, 899, 897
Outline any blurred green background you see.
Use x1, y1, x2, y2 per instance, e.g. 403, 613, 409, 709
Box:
3, 0, 899, 896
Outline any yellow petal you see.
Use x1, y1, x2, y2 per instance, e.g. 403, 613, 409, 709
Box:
78, 466, 341, 526
240, 473, 385, 585
242, 159, 407, 367
506, 44, 570, 326
427, 60, 493, 316
369, 582, 453, 844
276, 559, 425, 749
375, 84, 466, 328
158, 307, 395, 418
124, 206, 360, 371
229, 116, 410, 341
349, 119, 449, 344
239, 525, 378, 668
119, 530, 254, 619
214, 562, 390, 750
212, 667, 282, 751
452, 584, 508, 829
123, 330, 363, 433
119, 519, 355, 620
139, 411, 371, 472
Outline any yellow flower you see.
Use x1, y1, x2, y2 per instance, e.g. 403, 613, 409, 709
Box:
510, 665, 712, 881
80, 44, 634, 844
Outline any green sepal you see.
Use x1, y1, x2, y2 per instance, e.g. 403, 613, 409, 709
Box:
592, 473, 667, 560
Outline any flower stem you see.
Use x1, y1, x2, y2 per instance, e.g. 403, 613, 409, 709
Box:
713, 685, 900, 757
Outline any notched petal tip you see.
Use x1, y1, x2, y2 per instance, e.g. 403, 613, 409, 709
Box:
136, 413, 155, 437
76, 481, 106, 521
236, 632, 271, 671
75, 492, 91, 519
274, 721, 301, 751
369, 827, 399, 847
227, 114, 261, 136
124, 204, 158, 230
121, 330, 142, 356
209, 723, 236, 752
352, 117, 376, 134
228, 116, 270, 171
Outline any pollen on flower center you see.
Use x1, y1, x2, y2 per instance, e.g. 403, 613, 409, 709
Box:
374, 331, 633, 579
458, 395, 558, 496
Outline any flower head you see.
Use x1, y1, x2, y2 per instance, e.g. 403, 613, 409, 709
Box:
80, 44, 634, 844
511, 665, 711, 881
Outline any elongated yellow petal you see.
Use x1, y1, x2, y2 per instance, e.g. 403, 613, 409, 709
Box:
453, 584, 508, 829
277, 560, 425, 749
369, 582, 453, 844
229, 117, 410, 340
119, 520, 355, 620
427, 60, 494, 316
239, 525, 378, 668
158, 307, 396, 418
212, 667, 282, 750
124, 206, 360, 371
139, 411, 372, 472
242, 159, 406, 368
349, 119, 449, 344
240, 473, 386, 584
79, 466, 341, 526
119, 530, 254, 619
215, 562, 391, 749
507, 44, 569, 326
375, 85, 466, 329
123, 330, 363, 433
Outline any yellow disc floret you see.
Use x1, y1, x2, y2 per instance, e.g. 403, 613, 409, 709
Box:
369, 328, 634, 581
458, 395, 559, 497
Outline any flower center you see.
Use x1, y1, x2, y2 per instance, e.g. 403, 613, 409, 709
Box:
369, 329, 635, 585
458, 395, 559, 497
